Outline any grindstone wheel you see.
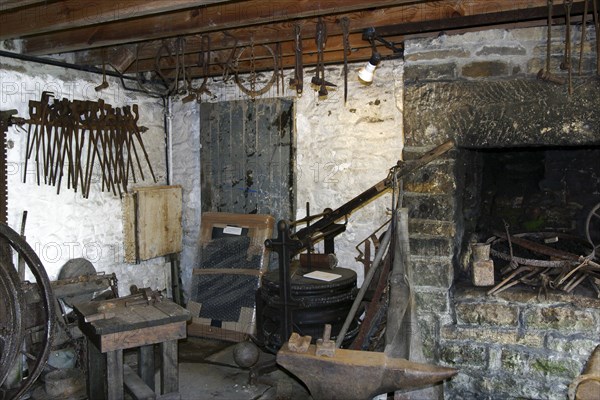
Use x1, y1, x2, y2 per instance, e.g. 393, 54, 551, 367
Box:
0, 224, 55, 399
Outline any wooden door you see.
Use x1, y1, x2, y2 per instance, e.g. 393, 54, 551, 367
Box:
200, 98, 294, 223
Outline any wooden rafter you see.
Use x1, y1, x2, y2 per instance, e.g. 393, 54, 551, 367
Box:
20, 0, 437, 55
0, 0, 48, 12
0, 0, 236, 40
71, 0, 585, 66
72, 0, 586, 78
0, 0, 590, 79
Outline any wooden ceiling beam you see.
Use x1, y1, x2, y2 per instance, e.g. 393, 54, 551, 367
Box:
375, 0, 587, 37
21, 0, 435, 55
155, 45, 397, 80
0, 0, 236, 40
95, 31, 377, 69
126, 33, 397, 74
0, 0, 48, 12
72, 0, 584, 68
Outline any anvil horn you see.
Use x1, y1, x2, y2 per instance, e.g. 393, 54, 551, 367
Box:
277, 342, 457, 400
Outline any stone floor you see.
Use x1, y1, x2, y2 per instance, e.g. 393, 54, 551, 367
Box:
21, 337, 312, 400
176, 337, 312, 400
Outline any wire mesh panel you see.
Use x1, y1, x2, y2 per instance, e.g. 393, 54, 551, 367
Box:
187, 212, 274, 341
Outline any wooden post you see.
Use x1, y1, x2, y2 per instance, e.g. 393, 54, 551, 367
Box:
86, 340, 107, 400
160, 340, 179, 394
385, 208, 410, 357
138, 345, 155, 391
106, 349, 124, 400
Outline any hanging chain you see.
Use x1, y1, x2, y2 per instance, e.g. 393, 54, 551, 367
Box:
249, 38, 256, 94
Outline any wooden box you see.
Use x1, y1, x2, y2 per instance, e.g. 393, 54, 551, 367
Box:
123, 185, 183, 263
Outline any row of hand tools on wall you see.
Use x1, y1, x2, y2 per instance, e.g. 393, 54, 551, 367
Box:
19, 92, 156, 198
538, 0, 600, 94
136, 17, 401, 102
139, 17, 348, 101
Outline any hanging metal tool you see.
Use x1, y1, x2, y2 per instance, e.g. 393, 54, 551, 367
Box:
146, 37, 189, 97
593, 0, 600, 75
134, 43, 169, 96
578, 0, 590, 75
20, 94, 156, 198
340, 17, 351, 104
289, 24, 304, 96
311, 17, 336, 98
217, 32, 239, 83
279, 42, 285, 94
537, 0, 566, 85
275, 41, 285, 96
95, 56, 109, 92
182, 35, 212, 103
561, 0, 574, 95
154, 39, 179, 95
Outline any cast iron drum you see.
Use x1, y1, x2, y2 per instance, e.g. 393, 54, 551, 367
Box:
257, 266, 359, 352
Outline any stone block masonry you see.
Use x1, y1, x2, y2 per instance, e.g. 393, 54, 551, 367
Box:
439, 287, 600, 400
402, 25, 600, 400
404, 26, 598, 83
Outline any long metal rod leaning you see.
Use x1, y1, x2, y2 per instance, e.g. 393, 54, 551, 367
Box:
335, 140, 455, 347
336, 222, 392, 348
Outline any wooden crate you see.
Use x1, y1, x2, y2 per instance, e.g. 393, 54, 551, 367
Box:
123, 186, 183, 263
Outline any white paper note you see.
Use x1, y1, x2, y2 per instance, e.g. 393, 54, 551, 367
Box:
303, 271, 342, 282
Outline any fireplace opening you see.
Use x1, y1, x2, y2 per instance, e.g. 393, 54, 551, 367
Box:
458, 146, 600, 297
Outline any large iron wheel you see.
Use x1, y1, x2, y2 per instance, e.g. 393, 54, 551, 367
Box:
585, 202, 600, 254
0, 224, 55, 399
0, 257, 22, 389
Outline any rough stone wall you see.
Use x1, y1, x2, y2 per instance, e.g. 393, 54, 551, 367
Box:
1, 53, 169, 295
443, 287, 600, 399
404, 25, 598, 83
172, 60, 404, 295
403, 26, 599, 399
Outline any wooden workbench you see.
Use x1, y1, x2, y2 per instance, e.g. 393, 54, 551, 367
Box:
74, 299, 190, 400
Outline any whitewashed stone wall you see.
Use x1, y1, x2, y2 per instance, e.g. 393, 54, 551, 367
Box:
170, 99, 201, 300
172, 59, 404, 294
1, 54, 169, 295
292, 62, 404, 285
